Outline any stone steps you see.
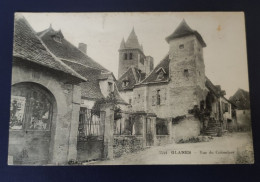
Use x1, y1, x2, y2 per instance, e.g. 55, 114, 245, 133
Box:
203, 121, 221, 136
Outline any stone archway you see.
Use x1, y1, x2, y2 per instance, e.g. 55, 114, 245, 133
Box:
9, 82, 57, 165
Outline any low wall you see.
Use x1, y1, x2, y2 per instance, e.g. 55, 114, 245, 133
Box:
113, 135, 143, 158
172, 116, 201, 142
155, 135, 171, 146
77, 136, 104, 162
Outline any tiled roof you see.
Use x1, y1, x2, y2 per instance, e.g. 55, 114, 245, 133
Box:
114, 85, 129, 105
61, 59, 127, 104
38, 28, 108, 71
61, 60, 104, 99
138, 55, 170, 85
13, 15, 87, 82
229, 89, 250, 110
205, 77, 221, 97
119, 38, 126, 49
116, 67, 140, 91
166, 19, 206, 47
98, 72, 116, 80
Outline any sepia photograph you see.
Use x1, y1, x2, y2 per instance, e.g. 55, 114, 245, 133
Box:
8, 12, 253, 165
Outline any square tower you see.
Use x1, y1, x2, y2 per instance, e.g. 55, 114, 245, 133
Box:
166, 20, 208, 115
118, 28, 153, 79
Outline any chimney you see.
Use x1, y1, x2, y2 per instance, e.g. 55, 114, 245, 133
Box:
78, 43, 87, 54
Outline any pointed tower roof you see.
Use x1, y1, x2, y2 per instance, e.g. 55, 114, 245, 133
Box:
120, 38, 126, 49
166, 19, 206, 47
124, 27, 142, 50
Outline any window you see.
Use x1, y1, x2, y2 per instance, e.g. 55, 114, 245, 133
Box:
184, 69, 189, 77
129, 53, 133, 60
123, 80, 129, 87
108, 82, 113, 93
129, 99, 132, 105
152, 88, 166, 106
157, 70, 165, 81
156, 90, 161, 105
179, 44, 184, 49
225, 103, 229, 113
53, 36, 62, 43
124, 53, 127, 60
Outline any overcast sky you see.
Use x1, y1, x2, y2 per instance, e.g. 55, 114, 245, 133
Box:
22, 12, 249, 98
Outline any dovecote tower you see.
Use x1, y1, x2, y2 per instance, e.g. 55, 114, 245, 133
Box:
166, 19, 208, 113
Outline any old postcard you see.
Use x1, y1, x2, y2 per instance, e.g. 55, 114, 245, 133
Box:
8, 12, 253, 165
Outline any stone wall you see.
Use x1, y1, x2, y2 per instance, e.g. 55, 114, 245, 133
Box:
131, 35, 208, 118
9, 62, 81, 165
113, 135, 143, 158
172, 116, 201, 142
77, 137, 104, 162
118, 50, 139, 78
119, 90, 133, 105
155, 135, 171, 146
236, 110, 251, 130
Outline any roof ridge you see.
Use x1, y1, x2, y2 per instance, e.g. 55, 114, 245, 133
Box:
58, 57, 105, 72
37, 36, 88, 82
118, 66, 134, 80
138, 54, 169, 85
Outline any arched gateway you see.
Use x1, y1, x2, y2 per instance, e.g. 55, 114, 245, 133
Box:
9, 82, 57, 165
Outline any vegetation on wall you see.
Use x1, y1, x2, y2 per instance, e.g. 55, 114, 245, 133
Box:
92, 92, 122, 120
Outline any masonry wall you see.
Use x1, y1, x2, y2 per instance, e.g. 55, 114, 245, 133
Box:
118, 50, 138, 78
119, 90, 133, 105
172, 116, 201, 142
113, 135, 143, 158
133, 84, 207, 118
236, 110, 251, 130
9, 62, 81, 165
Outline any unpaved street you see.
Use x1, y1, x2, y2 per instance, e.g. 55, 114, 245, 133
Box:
90, 132, 254, 165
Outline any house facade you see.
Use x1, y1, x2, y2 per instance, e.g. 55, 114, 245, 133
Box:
9, 15, 87, 165
230, 89, 251, 131
9, 15, 126, 165
117, 20, 234, 143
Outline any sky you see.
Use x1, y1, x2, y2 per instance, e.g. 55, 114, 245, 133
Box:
22, 12, 249, 98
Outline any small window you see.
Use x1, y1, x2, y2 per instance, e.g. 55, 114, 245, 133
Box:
156, 90, 161, 105
108, 82, 113, 93
184, 69, 189, 77
124, 53, 128, 60
179, 44, 184, 49
123, 81, 129, 87
129, 53, 133, 60
129, 99, 132, 104
53, 36, 62, 43
157, 70, 165, 81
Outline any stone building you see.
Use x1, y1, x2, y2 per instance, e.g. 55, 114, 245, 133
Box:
9, 15, 87, 165
117, 28, 154, 105
9, 15, 127, 165
36, 22, 128, 162
230, 89, 251, 131
117, 20, 233, 144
